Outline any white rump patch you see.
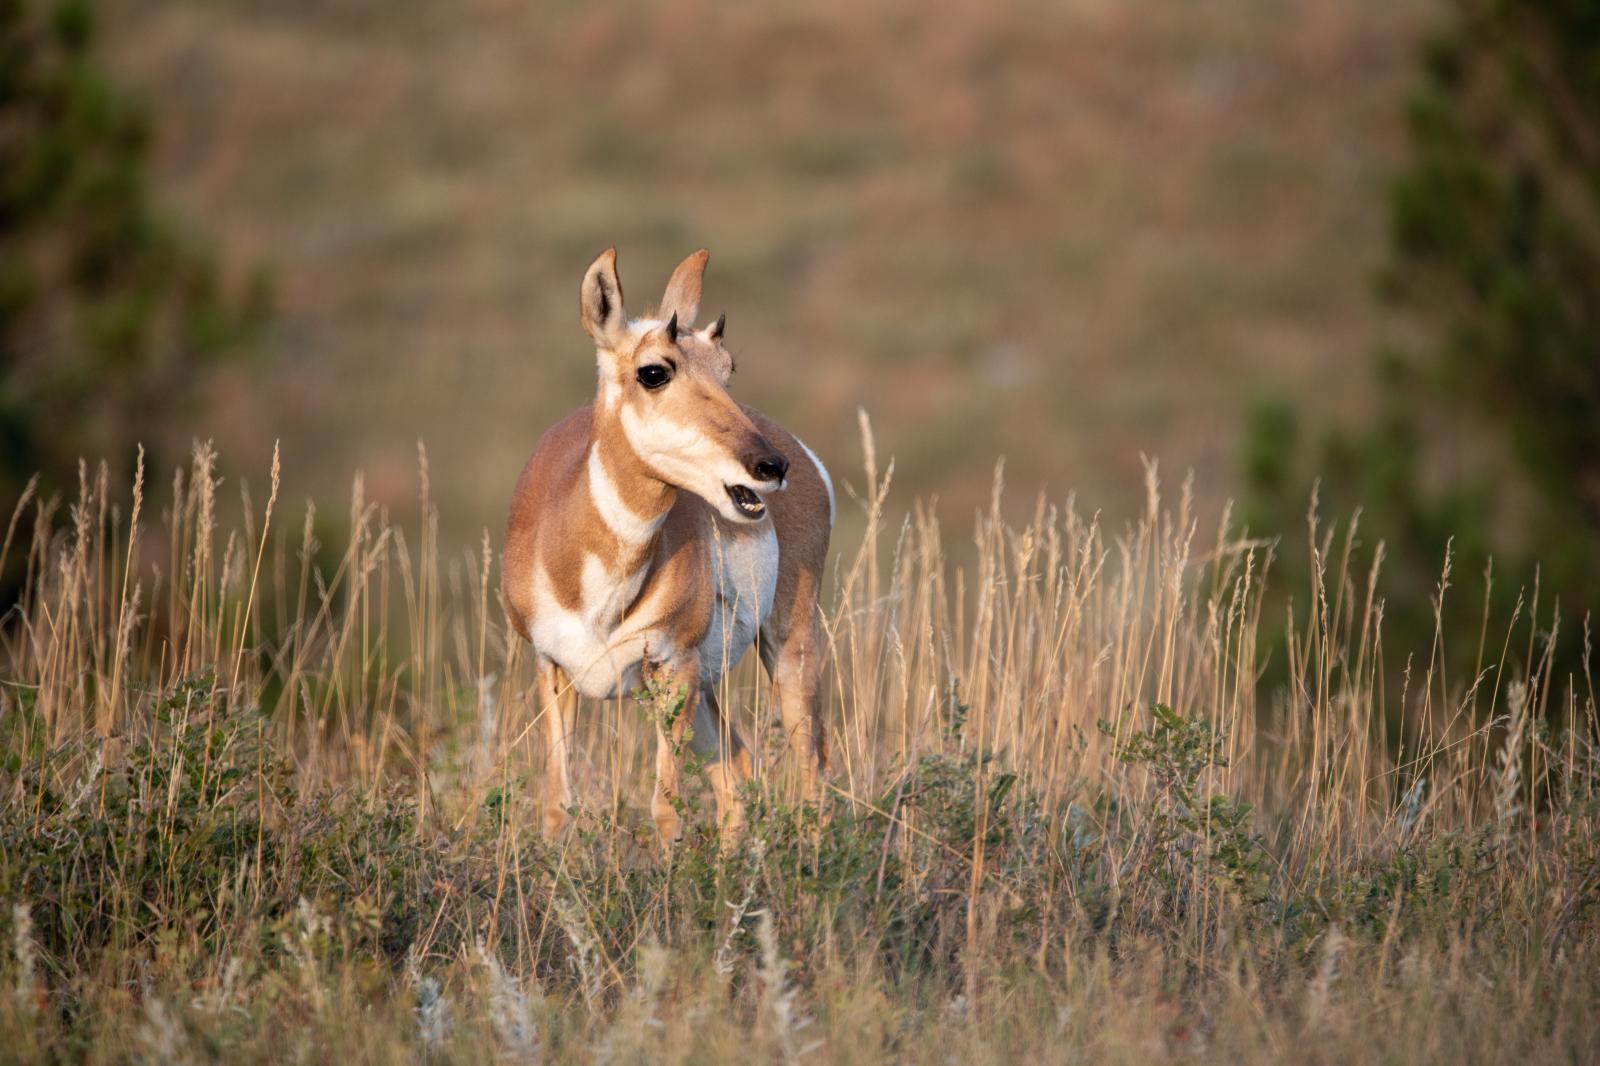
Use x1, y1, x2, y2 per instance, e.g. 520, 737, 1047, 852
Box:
793, 435, 835, 526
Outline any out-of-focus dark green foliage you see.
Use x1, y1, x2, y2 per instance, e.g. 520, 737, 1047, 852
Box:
1245, 0, 1600, 676
0, 0, 269, 505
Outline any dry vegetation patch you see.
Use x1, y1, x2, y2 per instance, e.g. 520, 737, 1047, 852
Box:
2, 432, 1596, 1062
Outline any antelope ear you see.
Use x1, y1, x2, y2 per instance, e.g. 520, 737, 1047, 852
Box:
580, 248, 626, 348
658, 249, 708, 327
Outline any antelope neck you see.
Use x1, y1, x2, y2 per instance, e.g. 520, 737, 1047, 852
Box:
586, 411, 674, 563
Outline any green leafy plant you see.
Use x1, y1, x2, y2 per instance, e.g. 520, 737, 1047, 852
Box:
1102, 704, 1271, 906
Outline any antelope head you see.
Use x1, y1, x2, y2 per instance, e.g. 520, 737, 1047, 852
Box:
580, 248, 788, 523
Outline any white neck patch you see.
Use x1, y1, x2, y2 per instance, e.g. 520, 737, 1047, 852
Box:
587, 443, 668, 548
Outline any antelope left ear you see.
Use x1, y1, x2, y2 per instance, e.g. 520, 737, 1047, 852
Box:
658, 249, 708, 327
580, 248, 627, 349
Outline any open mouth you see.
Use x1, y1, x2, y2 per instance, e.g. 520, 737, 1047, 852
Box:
725, 484, 767, 519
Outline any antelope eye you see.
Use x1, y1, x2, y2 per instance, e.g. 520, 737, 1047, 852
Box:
636, 364, 670, 390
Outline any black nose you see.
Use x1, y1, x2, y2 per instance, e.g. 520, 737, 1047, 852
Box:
752, 454, 788, 484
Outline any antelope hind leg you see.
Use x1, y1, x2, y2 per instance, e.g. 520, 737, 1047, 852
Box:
760, 610, 828, 806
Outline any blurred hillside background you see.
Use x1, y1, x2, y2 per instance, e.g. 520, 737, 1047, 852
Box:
12, 4, 1600, 1057
86, 0, 1429, 532
8, 0, 1599, 653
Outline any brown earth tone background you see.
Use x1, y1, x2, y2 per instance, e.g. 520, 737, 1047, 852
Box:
104, 0, 1434, 541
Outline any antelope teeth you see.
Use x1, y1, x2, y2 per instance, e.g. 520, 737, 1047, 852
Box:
726, 484, 766, 517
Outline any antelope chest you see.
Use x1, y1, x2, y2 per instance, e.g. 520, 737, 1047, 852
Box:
527, 520, 779, 699
698, 519, 780, 682
528, 553, 654, 700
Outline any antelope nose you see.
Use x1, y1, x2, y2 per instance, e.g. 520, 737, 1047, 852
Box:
752, 454, 788, 484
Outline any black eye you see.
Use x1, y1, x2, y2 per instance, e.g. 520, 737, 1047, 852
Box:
636, 364, 670, 390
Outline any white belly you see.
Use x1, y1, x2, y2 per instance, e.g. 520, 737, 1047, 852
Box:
698, 519, 779, 682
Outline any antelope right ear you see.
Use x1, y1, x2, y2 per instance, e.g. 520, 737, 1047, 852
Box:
658, 248, 708, 327
580, 248, 626, 348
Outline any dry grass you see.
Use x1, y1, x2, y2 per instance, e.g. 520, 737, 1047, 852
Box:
2, 425, 1597, 1063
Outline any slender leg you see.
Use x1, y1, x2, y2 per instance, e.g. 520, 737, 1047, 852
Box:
538, 658, 577, 840
691, 685, 753, 845
760, 601, 828, 805
647, 657, 700, 849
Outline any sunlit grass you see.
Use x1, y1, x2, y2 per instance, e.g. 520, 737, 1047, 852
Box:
1, 423, 1596, 1062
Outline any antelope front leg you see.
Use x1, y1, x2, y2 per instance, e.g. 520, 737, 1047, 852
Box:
693, 686, 753, 847
646, 657, 699, 849
537, 658, 577, 840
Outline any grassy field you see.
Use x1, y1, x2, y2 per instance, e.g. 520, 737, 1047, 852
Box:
101, 0, 1433, 537
2, 434, 1596, 1063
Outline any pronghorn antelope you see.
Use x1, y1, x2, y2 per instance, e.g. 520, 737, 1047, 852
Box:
502, 248, 833, 847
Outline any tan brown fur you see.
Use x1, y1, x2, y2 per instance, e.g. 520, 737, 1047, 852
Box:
501, 249, 832, 847
742, 405, 832, 780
